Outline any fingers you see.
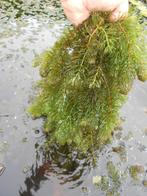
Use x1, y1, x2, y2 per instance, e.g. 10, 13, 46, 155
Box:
64, 9, 90, 26
60, 0, 129, 25
109, 1, 129, 22
61, 0, 90, 26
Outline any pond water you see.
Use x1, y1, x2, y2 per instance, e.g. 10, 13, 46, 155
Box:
0, 1, 147, 196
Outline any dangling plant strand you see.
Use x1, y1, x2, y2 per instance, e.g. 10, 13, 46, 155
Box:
28, 9, 147, 152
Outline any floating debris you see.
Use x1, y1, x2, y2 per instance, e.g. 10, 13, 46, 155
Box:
92, 175, 102, 185
129, 165, 144, 181
112, 146, 127, 162
143, 180, 147, 187
92, 175, 110, 192
81, 186, 89, 194
107, 161, 121, 190
22, 137, 27, 143
112, 146, 125, 154
23, 166, 31, 174
106, 190, 120, 196
101, 176, 110, 192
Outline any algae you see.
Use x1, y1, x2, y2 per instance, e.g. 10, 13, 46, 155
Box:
129, 165, 144, 181
112, 147, 127, 162
107, 161, 121, 190
106, 190, 120, 196
143, 180, 147, 187
28, 7, 147, 152
92, 175, 102, 185
101, 176, 110, 192
93, 162, 121, 194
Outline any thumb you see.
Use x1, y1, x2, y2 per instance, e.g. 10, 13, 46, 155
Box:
109, 2, 129, 22
60, 0, 90, 26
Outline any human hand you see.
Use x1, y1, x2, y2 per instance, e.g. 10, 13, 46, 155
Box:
60, 0, 129, 26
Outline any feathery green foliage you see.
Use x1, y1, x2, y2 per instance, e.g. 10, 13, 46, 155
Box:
28, 9, 147, 152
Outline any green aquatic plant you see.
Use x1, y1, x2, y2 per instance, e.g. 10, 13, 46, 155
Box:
28, 9, 147, 152
130, 0, 147, 17
107, 161, 121, 189
92, 162, 121, 194
129, 165, 144, 181
143, 180, 147, 187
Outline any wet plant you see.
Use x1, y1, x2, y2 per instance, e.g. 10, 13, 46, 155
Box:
28, 8, 147, 152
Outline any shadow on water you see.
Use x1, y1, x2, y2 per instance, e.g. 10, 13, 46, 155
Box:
18, 142, 92, 196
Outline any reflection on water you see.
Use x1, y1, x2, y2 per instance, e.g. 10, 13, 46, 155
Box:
19, 143, 92, 196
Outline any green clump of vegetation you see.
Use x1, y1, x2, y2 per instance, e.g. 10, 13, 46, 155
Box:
92, 162, 121, 194
143, 180, 147, 187
106, 190, 120, 196
129, 165, 144, 181
130, 0, 147, 17
28, 8, 147, 152
107, 161, 121, 189
101, 176, 110, 192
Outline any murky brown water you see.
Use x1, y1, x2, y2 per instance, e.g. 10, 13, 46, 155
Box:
0, 1, 147, 196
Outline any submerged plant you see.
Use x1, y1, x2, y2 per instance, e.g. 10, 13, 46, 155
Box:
129, 165, 144, 181
28, 8, 147, 152
107, 161, 121, 190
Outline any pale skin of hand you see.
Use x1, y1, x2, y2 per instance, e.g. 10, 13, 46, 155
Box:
60, 0, 129, 26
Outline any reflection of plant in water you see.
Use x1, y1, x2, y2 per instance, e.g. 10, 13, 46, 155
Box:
43, 144, 92, 186
19, 162, 49, 196
19, 143, 92, 196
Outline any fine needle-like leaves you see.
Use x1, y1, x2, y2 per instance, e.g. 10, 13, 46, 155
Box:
28, 9, 147, 152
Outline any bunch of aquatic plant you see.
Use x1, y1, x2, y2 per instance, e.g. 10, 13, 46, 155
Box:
28, 9, 147, 152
